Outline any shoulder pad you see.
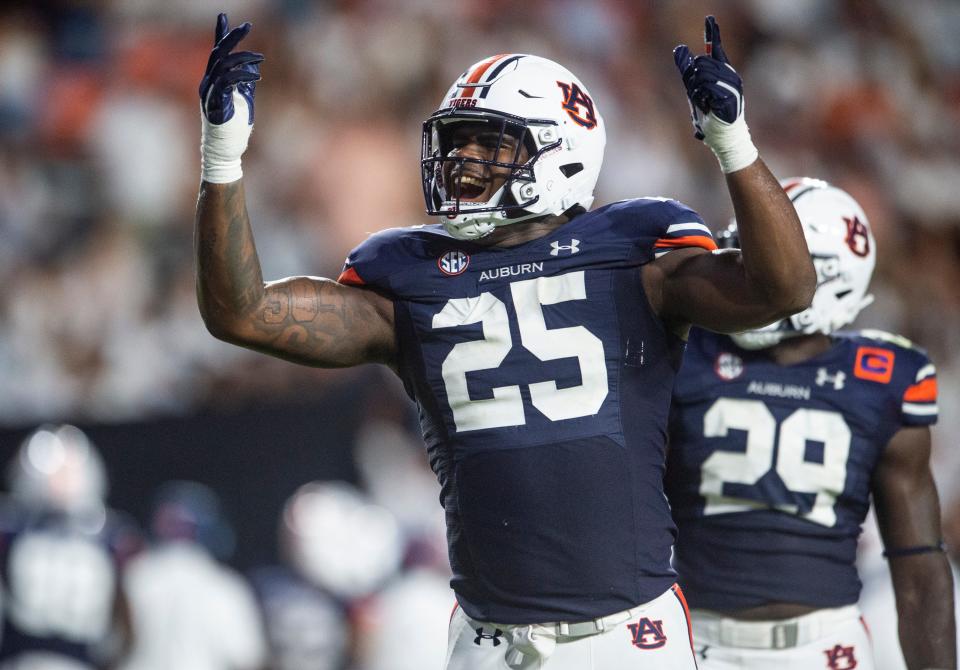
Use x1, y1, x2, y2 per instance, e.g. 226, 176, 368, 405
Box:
845, 330, 937, 426
855, 328, 918, 350
594, 198, 717, 257
338, 224, 447, 289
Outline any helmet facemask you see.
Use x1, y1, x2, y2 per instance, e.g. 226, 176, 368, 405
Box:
421, 108, 562, 240
421, 54, 605, 241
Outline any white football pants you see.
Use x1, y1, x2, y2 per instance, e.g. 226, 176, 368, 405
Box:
444, 584, 698, 670
691, 604, 874, 670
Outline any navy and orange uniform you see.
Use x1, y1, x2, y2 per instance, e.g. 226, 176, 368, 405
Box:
665, 328, 939, 611
0, 499, 141, 666
339, 199, 716, 624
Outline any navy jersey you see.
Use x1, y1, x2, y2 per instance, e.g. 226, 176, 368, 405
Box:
0, 501, 141, 665
666, 328, 938, 611
340, 199, 716, 623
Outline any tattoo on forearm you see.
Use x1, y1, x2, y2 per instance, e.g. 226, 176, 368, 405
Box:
223, 183, 263, 312
197, 181, 265, 316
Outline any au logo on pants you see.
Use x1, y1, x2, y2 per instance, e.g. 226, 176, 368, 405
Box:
824, 644, 857, 669
627, 617, 667, 649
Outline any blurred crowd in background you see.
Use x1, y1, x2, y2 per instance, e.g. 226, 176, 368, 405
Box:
1, 0, 960, 668
0, 423, 452, 669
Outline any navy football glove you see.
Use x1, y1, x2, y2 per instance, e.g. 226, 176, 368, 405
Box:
199, 13, 263, 183
673, 16, 757, 173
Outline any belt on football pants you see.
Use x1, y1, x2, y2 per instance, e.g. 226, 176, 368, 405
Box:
691, 605, 861, 650
474, 586, 675, 640
552, 605, 640, 637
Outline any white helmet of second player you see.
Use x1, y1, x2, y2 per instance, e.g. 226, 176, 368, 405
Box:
727, 177, 876, 350
421, 54, 606, 240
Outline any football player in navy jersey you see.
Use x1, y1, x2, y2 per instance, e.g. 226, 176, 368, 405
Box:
666, 178, 955, 670
195, 12, 816, 670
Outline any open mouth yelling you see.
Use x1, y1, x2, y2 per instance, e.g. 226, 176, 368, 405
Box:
453, 173, 489, 201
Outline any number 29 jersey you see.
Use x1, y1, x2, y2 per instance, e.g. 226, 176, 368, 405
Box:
665, 328, 939, 611
339, 199, 717, 624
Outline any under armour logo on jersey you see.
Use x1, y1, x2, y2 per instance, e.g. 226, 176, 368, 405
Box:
815, 367, 846, 390
550, 239, 580, 256
627, 617, 667, 649
473, 627, 503, 646
824, 644, 858, 669
556, 81, 597, 129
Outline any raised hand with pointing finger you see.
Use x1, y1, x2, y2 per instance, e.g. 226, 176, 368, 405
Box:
199, 13, 263, 184
674, 15, 757, 174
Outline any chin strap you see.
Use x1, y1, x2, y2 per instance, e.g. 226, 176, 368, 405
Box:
444, 206, 553, 240
882, 540, 946, 559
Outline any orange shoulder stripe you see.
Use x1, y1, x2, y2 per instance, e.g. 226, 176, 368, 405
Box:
654, 235, 718, 251
337, 266, 365, 287
904, 377, 938, 403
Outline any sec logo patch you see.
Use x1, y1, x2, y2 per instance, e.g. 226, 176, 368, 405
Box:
438, 250, 470, 276
714, 352, 743, 380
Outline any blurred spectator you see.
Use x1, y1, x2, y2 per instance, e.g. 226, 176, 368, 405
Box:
0, 424, 140, 670
252, 481, 402, 670
356, 566, 454, 670
351, 417, 453, 670
120, 480, 266, 670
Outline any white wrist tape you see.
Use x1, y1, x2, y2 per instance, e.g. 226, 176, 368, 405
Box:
700, 112, 758, 174
201, 90, 253, 184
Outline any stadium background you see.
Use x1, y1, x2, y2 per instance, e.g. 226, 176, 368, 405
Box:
0, 0, 959, 667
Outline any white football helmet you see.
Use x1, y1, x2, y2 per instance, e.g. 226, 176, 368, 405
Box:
8, 424, 108, 514
421, 54, 606, 240
727, 177, 876, 350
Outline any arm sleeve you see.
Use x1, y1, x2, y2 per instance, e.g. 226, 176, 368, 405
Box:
900, 359, 938, 426
652, 205, 718, 258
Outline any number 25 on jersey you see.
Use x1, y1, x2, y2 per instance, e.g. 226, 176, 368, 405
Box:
432, 272, 608, 433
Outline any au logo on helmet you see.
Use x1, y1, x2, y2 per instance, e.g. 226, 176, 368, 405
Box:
843, 215, 870, 257
557, 81, 597, 129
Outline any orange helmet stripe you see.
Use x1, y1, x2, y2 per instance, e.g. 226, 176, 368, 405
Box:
782, 178, 805, 194
459, 54, 509, 98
